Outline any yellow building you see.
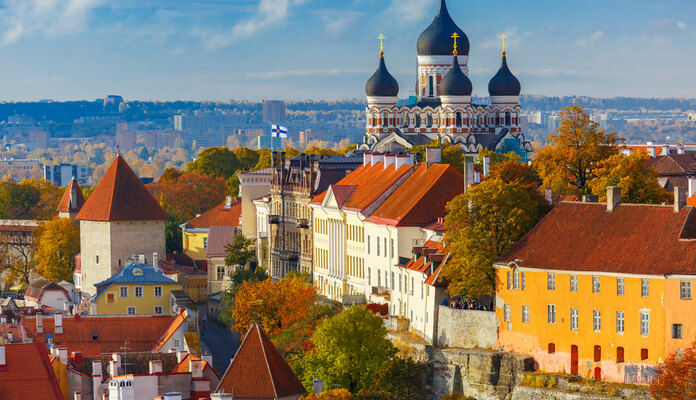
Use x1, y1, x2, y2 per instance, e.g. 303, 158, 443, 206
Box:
495, 187, 696, 384
180, 197, 241, 262
90, 261, 183, 315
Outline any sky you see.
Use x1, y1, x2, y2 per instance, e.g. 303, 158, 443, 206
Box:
0, 0, 694, 101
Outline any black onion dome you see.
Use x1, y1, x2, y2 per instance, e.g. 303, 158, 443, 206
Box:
488, 54, 521, 96
439, 56, 472, 96
417, 0, 469, 56
365, 54, 399, 97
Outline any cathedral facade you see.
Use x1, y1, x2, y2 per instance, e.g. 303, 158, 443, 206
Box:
358, 0, 532, 159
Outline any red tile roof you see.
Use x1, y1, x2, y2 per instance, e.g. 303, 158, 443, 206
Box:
0, 343, 63, 400
398, 240, 449, 287
24, 279, 71, 303
23, 314, 178, 356
216, 323, 305, 398
76, 155, 168, 221
172, 354, 221, 380
364, 163, 464, 226
152, 310, 188, 351
56, 178, 86, 213
184, 199, 242, 229
311, 162, 415, 211
498, 202, 696, 275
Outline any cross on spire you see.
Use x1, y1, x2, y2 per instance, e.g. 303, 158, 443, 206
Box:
451, 32, 459, 56
378, 34, 385, 56
499, 34, 508, 55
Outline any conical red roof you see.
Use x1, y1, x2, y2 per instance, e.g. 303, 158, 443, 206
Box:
56, 177, 86, 214
216, 323, 306, 398
76, 155, 168, 221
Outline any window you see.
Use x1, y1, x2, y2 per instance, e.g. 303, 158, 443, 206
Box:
404, 275, 408, 294
617, 347, 625, 363
570, 308, 578, 331
593, 310, 601, 332
107, 293, 115, 304
570, 275, 578, 292
174, 339, 180, 347
507, 271, 511, 289
681, 281, 692, 299
367, 268, 371, 285
96, 255, 99, 264
617, 277, 625, 296
390, 238, 394, 258
421, 282, 424, 299
216, 266, 225, 281
641, 279, 649, 297
377, 237, 380, 256
640, 311, 650, 336
378, 271, 381, 287
154, 286, 162, 297
367, 236, 370, 254
391, 272, 394, 289
592, 276, 600, 293
135, 287, 143, 298
127, 306, 136, 315
548, 343, 555, 354
154, 306, 163, 314
547, 273, 555, 291
673, 324, 683, 339
512, 270, 519, 289
522, 306, 529, 323
410, 277, 414, 295
594, 345, 601, 362
504, 304, 511, 322
384, 238, 387, 258
203, 237, 208, 249
119, 287, 128, 298
547, 304, 556, 324
521, 273, 526, 290
641, 348, 649, 361
616, 311, 624, 334
398, 274, 401, 291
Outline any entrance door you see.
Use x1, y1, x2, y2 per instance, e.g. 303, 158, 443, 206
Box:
594, 367, 602, 381
570, 345, 579, 375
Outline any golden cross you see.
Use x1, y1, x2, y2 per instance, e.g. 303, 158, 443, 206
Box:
451, 32, 459, 55
378, 34, 385, 55
499, 34, 508, 54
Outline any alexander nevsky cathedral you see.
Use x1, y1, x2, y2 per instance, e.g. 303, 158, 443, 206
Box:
358, 0, 532, 160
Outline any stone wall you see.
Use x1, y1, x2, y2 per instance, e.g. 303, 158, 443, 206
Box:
436, 306, 497, 349
511, 386, 654, 400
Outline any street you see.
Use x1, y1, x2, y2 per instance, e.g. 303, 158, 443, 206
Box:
198, 302, 241, 374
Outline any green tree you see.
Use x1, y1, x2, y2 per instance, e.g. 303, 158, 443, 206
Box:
443, 179, 539, 298
34, 217, 80, 282
0, 181, 41, 219
254, 148, 274, 169
233, 147, 261, 171
588, 151, 669, 204
224, 234, 256, 269
187, 147, 238, 178
358, 357, 432, 400
535, 105, 623, 195
301, 306, 396, 393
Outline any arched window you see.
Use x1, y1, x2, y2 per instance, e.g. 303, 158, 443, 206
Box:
403, 112, 409, 127
456, 112, 462, 127
428, 76, 434, 97
415, 114, 421, 126
495, 115, 500, 126
427, 113, 433, 127
505, 112, 512, 126
382, 112, 388, 127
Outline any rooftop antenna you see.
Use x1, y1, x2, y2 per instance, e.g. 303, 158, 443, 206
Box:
120, 340, 133, 375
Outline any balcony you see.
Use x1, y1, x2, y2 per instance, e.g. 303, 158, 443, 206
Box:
297, 219, 309, 229
269, 215, 280, 224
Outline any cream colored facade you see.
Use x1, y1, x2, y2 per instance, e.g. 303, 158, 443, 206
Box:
311, 190, 365, 302
79, 220, 166, 295
253, 196, 271, 271
238, 168, 273, 238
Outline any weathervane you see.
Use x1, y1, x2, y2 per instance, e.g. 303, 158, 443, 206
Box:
378, 34, 385, 56
451, 32, 459, 56
499, 34, 508, 55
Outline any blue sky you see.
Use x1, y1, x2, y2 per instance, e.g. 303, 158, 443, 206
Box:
0, 0, 694, 101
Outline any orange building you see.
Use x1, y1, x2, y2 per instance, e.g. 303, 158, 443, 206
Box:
495, 187, 696, 384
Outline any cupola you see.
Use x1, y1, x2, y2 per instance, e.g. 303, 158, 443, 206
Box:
417, 0, 469, 56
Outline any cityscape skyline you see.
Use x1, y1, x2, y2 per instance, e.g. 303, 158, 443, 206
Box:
0, 0, 694, 101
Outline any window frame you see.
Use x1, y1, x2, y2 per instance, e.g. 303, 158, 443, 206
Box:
154, 305, 163, 314
134, 286, 143, 298
570, 275, 578, 292
154, 286, 163, 297
681, 281, 692, 299
522, 305, 529, 323
673, 323, 683, 339
617, 277, 625, 296
547, 304, 556, 324
616, 311, 625, 334
592, 276, 600, 294
127, 306, 136, 315
504, 304, 511, 322
119, 286, 128, 298
593, 310, 601, 332
570, 308, 578, 331
641, 279, 649, 297
640, 311, 650, 336
547, 273, 555, 291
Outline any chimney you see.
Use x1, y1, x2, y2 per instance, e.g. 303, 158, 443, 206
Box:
74, 392, 82, 400
362, 152, 371, 166
425, 147, 441, 167
394, 154, 413, 169
7, 333, 12, 342
190, 358, 204, 378
58, 347, 68, 364
371, 153, 384, 167
313, 379, 324, 394
675, 186, 687, 212
36, 314, 43, 333
201, 354, 213, 366
153, 252, 159, 272
582, 194, 598, 203
0, 316, 6, 324
92, 360, 103, 377
138, 254, 145, 264
0, 346, 5, 366
55, 314, 63, 334
383, 154, 396, 170
109, 360, 119, 377
71, 351, 83, 365
69, 183, 78, 211
544, 188, 553, 204
149, 360, 163, 374
176, 350, 188, 363
606, 186, 622, 212
482, 156, 490, 177
224, 196, 232, 209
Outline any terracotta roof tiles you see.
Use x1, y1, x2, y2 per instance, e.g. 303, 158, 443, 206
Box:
56, 178, 86, 213
498, 202, 696, 276
184, 199, 241, 230
0, 343, 64, 400
76, 155, 168, 221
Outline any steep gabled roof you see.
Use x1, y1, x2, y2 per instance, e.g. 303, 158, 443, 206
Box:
56, 178, 86, 213
92, 263, 182, 301
183, 200, 242, 230
216, 323, 305, 398
498, 202, 696, 275
0, 343, 63, 400
205, 225, 238, 259
152, 310, 188, 351
24, 279, 70, 303
651, 152, 696, 175
76, 155, 168, 221
330, 185, 357, 208
364, 163, 464, 226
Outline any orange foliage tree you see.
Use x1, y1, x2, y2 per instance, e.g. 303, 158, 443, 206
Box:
650, 343, 696, 399
231, 276, 333, 358
300, 389, 353, 400
153, 170, 228, 222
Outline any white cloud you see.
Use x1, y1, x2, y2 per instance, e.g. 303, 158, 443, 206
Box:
678, 21, 687, 30
0, 0, 103, 45
321, 11, 363, 38
573, 30, 604, 47
195, 0, 308, 50
480, 27, 533, 51
245, 68, 370, 79
385, 0, 434, 24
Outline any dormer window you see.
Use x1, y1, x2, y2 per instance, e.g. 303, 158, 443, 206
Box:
132, 268, 143, 276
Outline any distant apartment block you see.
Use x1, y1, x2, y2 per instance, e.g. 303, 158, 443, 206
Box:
262, 100, 286, 123
0, 158, 42, 171
44, 163, 92, 186
173, 113, 245, 132
115, 123, 137, 151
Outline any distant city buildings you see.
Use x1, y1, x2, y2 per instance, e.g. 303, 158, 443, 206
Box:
262, 100, 286, 123
44, 163, 91, 187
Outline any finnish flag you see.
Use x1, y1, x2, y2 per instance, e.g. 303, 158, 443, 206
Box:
271, 124, 288, 138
